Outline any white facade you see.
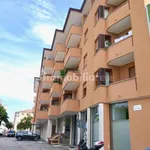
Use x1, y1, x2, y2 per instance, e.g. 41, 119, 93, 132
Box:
13, 110, 33, 131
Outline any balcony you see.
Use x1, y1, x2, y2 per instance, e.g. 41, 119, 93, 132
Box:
106, 1, 131, 34
50, 83, 62, 98
41, 75, 53, 90
42, 59, 54, 75
107, 0, 127, 6
64, 47, 81, 69
108, 78, 137, 102
39, 93, 50, 104
54, 44, 66, 62
37, 111, 48, 120
60, 99, 80, 115
62, 71, 80, 91
53, 62, 64, 77
66, 25, 82, 48
107, 36, 134, 66
48, 105, 60, 119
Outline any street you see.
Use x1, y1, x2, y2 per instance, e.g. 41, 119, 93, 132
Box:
0, 137, 64, 150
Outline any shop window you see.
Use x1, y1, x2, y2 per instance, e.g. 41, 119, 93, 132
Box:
83, 82, 87, 97
95, 6, 109, 24
95, 34, 111, 53
112, 102, 129, 121
95, 68, 113, 87
129, 66, 136, 78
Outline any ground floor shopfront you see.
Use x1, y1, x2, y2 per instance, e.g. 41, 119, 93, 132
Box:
34, 98, 150, 150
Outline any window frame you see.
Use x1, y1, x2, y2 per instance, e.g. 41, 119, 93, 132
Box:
84, 29, 88, 44
82, 82, 87, 98
95, 34, 111, 53
83, 53, 87, 69
129, 66, 136, 78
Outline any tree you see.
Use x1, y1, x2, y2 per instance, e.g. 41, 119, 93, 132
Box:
6, 122, 13, 129
17, 115, 33, 131
0, 105, 9, 125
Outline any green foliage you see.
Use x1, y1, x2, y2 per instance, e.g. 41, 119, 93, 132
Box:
6, 122, 13, 129
17, 115, 33, 131
0, 105, 9, 125
60, 69, 68, 78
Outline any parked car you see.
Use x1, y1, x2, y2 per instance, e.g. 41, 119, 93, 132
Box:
15, 131, 40, 141
6, 130, 15, 137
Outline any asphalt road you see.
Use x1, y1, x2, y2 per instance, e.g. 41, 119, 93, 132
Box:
0, 137, 61, 150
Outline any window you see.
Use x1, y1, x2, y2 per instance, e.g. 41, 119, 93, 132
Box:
83, 54, 87, 68
63, 93, 72, 100
129, 66, 136, 78
95, 6, 109, 23
40, 105, 48, 111
42, 89, 50, 93
51, 99, 59, 105
83, 82, 87, 97
95, 34, 111, 52
112, 102, 129, 121
95, 68, 113, 87
84, 29, 88, 43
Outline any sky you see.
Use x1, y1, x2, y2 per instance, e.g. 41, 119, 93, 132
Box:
0, 0, 83, 122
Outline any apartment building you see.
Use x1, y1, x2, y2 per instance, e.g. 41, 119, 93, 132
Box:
33, 0, 150, 149
14, 109, 33, 131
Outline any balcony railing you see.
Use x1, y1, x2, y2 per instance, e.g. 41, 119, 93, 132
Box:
64, 47, 81, 69
107, 36, 134, 66
66, 25, 82, 48
50, 83, 62, 98
54, 44, 66, 62
37, 110, 48, 120
106, 1, 131, 34
39, 93, 50, 104
108, 77, 137, 102
48, 105, 60, 118
60, 99, 80, 115
62, 71, 80, 91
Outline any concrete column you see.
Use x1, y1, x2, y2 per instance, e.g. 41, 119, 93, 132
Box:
99, 104, 104, 150
87, 108, 91, 148
56, 119, 58, 133
46, 119, 52, 141
33, 125, 36, 133
69, 116, 73, 145
77, 112, 81, 144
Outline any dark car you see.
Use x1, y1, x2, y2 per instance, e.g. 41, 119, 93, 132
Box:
6, 130, 15, 137
15, 131, 40, 141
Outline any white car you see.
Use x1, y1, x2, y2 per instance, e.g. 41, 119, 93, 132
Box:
0, 128, 4, 136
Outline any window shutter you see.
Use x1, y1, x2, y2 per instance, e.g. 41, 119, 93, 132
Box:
98, 68, 105, 85
98, 6, 104, 18
109, 69, 113, 84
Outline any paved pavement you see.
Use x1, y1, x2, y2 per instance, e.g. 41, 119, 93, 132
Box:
0, 137, 63, 150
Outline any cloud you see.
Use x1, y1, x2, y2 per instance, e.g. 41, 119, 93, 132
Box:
20, 0, 63, 46
32, 24, 60, 45
0, 61, 40, 102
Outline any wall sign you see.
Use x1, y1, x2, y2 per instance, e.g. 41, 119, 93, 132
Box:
133, 105, 142, 111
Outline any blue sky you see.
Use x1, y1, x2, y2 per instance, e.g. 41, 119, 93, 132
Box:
0, 0, 83, 121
